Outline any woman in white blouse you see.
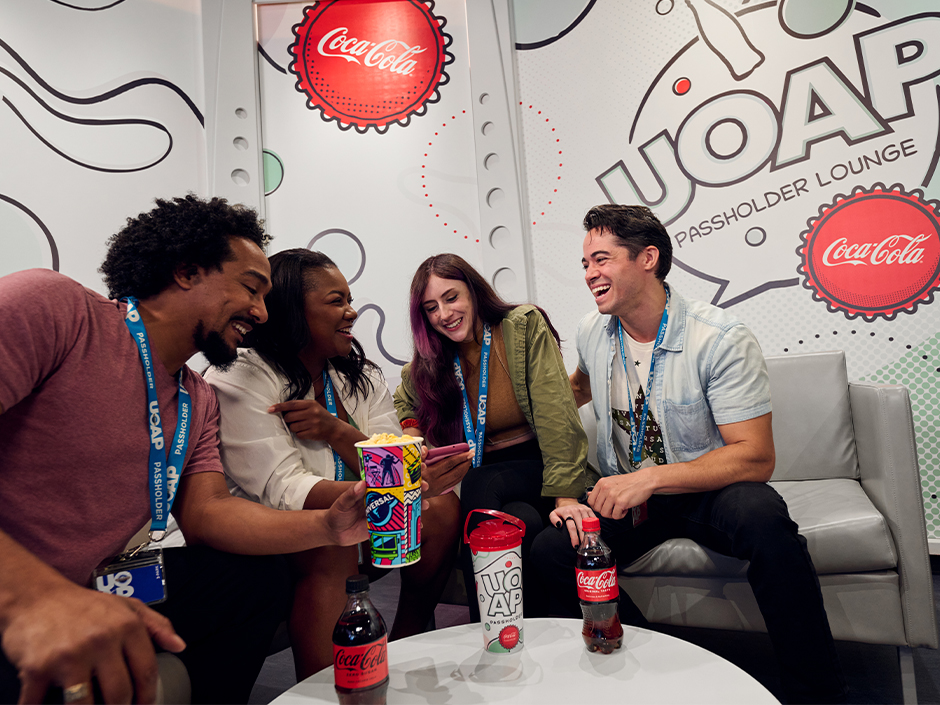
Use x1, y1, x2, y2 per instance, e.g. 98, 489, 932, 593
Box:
204, 249, 465, 678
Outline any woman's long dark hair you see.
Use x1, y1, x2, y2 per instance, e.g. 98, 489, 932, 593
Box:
407, 254, 560, 446
250, 249, 377, 402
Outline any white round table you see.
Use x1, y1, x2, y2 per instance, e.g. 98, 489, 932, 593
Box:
271, 618, 778, 704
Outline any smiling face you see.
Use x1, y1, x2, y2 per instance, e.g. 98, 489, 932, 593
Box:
192, 236, 271, 367
301, 265, 358, 363
582, 227, 658, 318
421, 274, 477, 344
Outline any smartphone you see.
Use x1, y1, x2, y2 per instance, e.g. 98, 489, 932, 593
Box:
425, 442, 471, 464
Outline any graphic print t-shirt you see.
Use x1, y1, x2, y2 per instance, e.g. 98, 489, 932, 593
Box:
611, 331, 666, 473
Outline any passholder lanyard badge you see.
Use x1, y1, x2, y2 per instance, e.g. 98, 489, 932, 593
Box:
453, 323, 491, 468
92, 297, 192, 604
322, 370, 345, 481
616, 289, 669, 466
615, 289, 669, 528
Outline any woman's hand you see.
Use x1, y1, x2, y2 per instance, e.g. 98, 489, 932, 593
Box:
269, 400, 341, 444
421, 449, 473, 497
548, 498, 596, 549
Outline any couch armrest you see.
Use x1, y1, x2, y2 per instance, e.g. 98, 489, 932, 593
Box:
850, 381, 938, 648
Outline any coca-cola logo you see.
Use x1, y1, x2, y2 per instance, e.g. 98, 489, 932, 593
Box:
334, 643, 387, 672
576, 567, 618, 590
333, 637, 388, 690
289, 0, 453, 133
798, 184, 940, 320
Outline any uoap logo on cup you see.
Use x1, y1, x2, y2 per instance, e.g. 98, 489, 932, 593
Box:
288, 0, 453, 133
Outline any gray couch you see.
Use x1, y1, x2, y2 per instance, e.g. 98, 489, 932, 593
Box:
578, 349, 937, 704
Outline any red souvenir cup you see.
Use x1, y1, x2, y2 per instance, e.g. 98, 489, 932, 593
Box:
463, 509, 526, 653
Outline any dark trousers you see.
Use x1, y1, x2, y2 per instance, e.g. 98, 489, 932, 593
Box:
530, 481, 847, 704
460, 439, 550, 622
1, 546, 290, 705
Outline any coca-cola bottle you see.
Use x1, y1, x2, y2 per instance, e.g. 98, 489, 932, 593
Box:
576, 516, 623, 654
333, 575, 389, 704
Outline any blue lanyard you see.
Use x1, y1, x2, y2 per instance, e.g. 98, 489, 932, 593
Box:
321, 370, 345, 481
122, 298, 192, 541
616, 289, 670, 465
453, 323, 492, 468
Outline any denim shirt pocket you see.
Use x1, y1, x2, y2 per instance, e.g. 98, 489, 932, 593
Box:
662, 396, 720, 460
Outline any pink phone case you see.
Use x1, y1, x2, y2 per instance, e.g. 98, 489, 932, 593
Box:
426, 442, 470, 464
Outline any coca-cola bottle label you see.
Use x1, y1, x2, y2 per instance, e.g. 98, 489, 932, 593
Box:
576, 566, 619, 602
333, 636, 388, 689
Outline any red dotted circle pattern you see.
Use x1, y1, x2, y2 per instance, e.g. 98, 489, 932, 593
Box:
423, 111, 479, 242
520, 102, 561, 226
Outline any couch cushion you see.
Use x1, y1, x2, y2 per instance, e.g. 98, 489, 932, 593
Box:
766, 351, 859, 481
623, 478, 897, 577
776, 479, 896, 573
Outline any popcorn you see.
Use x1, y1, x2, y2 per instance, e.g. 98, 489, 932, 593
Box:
363, 432, 410, 445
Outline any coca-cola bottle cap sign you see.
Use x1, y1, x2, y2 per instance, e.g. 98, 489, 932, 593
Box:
288, 0, 453, 134
798, 183, 940, 320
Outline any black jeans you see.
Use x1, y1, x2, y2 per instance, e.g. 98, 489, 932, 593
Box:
1, 547, 290, 705
460, 439, 551, 621
530, 482, 847, 704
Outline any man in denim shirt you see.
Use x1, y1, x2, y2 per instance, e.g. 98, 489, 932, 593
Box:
531, 205, 846, 704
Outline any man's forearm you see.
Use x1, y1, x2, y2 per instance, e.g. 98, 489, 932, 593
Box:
303, 479, 358, 511
173, 472, 366, 555
646, 440, 774, 494
591, 413, 776, 520
643, 412, 775, 494
177, 492, 340, 554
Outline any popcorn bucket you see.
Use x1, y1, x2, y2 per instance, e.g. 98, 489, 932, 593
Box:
355, 436, 423, 568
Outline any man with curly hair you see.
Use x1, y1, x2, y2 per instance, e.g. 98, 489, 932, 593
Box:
0, 195, 371, 704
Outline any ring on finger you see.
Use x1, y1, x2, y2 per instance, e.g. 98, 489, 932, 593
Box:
63, 681, 92, 703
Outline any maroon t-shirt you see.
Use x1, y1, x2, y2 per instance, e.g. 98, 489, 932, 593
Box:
0, 269, 223, 586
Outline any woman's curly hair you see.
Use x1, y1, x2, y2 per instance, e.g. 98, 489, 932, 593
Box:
100, 194, 270, 300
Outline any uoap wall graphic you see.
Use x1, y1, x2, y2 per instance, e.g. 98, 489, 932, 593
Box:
514, 0, 940, 538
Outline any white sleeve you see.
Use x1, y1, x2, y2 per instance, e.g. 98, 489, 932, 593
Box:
205, 359, 325, 512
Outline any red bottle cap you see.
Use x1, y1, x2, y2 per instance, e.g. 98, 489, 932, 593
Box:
463, 509, 525, 551
581, 516, 600, 532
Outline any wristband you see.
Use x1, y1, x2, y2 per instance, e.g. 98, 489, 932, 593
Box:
400, 418, 420, 429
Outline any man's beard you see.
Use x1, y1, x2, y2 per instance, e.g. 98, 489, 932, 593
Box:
194, 321, 238, 371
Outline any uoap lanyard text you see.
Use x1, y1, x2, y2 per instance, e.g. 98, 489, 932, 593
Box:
321, 370, 345, 481
453, 323, 492, 468
123, 298, 192, 540
617, 289, 669, 465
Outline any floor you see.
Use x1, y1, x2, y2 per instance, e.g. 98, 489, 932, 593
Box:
249, 565, 940, 704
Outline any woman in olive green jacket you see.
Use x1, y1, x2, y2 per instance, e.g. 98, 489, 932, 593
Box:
394, 254, 590, 620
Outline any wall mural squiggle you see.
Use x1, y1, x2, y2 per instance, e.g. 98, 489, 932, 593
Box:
0, 194, 58, 277
48, 0, 127, 10
305, 227, 406, 366
0, 37, 204, 126
2, 86, 172, 173
356, 304, 410, 367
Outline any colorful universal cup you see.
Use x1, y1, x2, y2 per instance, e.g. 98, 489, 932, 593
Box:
355, 436, 423, 568
464, 509, 525, 653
